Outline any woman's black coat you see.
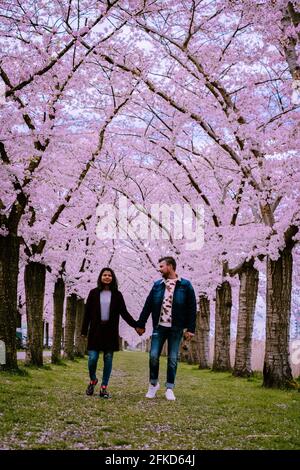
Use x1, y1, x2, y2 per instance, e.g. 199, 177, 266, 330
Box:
81, 287, 137, 351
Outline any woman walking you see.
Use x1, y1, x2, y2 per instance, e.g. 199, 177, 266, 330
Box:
81, 267, 137, 398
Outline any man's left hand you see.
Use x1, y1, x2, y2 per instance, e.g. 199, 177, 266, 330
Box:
184, 331, 195, 341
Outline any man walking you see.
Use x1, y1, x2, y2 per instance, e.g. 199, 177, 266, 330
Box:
136, 256, 197, 401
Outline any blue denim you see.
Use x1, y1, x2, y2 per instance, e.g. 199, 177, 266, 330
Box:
149, 325, 183, 389
88, 350, 114, 386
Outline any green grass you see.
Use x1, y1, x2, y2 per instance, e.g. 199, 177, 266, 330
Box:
0, 351, 300, 450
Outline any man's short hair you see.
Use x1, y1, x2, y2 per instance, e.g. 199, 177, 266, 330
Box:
159, 256, 176, 270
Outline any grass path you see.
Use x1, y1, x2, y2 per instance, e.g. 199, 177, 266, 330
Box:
0, 351, 299, 450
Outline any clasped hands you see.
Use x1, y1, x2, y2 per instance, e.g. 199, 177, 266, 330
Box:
135, 327, 145, 336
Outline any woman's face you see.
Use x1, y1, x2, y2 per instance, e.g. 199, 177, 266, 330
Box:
101, 270, 113, 286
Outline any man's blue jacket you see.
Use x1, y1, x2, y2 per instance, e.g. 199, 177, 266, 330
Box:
136, 277, 197, 333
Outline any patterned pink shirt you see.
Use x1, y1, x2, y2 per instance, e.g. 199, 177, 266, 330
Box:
158, 276, 181, 327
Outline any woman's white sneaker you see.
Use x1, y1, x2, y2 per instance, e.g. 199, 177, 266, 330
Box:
145, 383, 160, 398
165, 388, 176, 400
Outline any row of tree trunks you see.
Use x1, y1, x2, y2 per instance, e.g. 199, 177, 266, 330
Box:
180, 281, 239, 373
181, 247, 294, 388
23, 265, 86, 364
0, 228, 87, 369
63, 295, 87, 360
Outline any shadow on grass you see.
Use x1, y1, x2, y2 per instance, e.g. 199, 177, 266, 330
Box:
0, 366, 31, 377
23, 363, 52, 371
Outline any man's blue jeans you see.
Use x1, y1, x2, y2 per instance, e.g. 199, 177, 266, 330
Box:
149, 325, 183, 389
88, 350, 114, 386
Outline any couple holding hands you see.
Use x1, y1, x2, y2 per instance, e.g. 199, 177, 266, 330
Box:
81, 256, 197, 400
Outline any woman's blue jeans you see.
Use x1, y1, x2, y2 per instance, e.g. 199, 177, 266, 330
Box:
88, 350, 114, 386
149, 325, 183, 389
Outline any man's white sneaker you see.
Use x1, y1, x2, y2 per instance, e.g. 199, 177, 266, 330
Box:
165, 388, 176, 401
145, 383, 160, 398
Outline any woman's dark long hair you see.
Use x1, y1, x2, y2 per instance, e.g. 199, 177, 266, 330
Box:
97, 267, 118, 292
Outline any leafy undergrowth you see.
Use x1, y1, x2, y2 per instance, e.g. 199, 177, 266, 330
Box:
0, 352, 299, 450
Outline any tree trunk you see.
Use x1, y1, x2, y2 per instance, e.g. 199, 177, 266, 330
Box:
64, 294, 77, 360
74, 298, 86, 357
179, 335, 189, 362
198, 295, 210, 369
45, 322, 49, 348
185, 299, 209, 366
213, 281, 232, 371
186, 311, 201, 365
263, 245, 293, 388
145, 337, 151, 353
179, 299, 209, 365
24, 262, 46, 366
0, 235, 20, 370
51, 277, 65, 364
233, 261, 259, 377
61, 327, 65, 350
